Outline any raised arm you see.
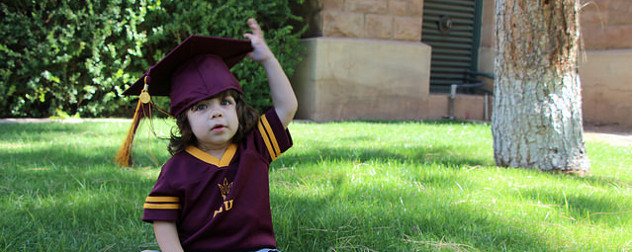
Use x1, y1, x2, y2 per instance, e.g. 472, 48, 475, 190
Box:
244, 18, 298, 128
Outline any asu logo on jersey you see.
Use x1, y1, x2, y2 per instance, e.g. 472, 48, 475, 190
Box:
213, 178, 234, 218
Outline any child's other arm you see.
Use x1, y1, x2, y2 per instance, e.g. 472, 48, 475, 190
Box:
244, 18, 298, 129
153, 221, 184, 252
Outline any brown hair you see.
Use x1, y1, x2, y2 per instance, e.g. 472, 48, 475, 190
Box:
168, 89, 259, 155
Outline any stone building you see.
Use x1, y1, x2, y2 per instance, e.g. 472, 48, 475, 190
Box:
290, 0, 632, 129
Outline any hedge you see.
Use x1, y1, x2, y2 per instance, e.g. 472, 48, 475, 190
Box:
0, 0, 305, 118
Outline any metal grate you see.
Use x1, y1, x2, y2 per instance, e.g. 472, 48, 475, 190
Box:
422, 0, 483, 93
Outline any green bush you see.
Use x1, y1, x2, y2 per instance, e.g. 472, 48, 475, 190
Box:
0, 0, 305, 118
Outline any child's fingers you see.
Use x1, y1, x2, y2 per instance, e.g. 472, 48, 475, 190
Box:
248, 18, 264, 38
244, 33, 263, 46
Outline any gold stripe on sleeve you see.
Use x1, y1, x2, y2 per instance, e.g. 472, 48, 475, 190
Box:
143, 203, 181, 210
260, 115, 281, 159
258, 120, 276, 161
145, 196, 179, 203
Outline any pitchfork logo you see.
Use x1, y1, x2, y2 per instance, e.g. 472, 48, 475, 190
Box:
213, 177, 234, 218
218, 177, 233, 200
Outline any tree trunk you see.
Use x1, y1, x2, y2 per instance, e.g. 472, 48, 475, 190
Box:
492, 0, 590, 172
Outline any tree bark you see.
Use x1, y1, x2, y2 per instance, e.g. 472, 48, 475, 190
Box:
492, 0, 590, 172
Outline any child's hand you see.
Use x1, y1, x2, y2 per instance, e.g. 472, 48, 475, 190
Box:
243, 18, 297, 129
243, 18, 274, 63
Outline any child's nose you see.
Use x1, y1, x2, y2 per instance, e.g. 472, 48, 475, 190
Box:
210, 106, 223, 118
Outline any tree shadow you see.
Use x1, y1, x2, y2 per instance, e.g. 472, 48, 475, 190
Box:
329, 119, 488, 126
1, 120, 172, 169
3, 172, 156, 251
270, 178, 559, 251
1, 140, 159, 250
276, 144, 493, 170
518, 187, 631, 226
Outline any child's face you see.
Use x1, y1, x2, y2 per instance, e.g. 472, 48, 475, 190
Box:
186, 95, 239, 149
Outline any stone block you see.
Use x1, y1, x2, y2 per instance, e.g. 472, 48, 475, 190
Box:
582, 24, 632, 50
393, 16, 422, 41
407, 0, 424, 16
609, 9, 632, 25
608, 0, 632, 13
580, 10, 606, 25
346, 0, 388, 14
389, 0, 423, 16
580, 0, 632, 25
580, 49, 632, 128
580, 0, 610, 15
290, 37, 432, 121
365, 14, 392, 39
321, 10, 365, 38
389, 0, 408, 16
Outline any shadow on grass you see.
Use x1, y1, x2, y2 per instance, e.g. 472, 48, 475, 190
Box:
271, 182, 555, 251
277, 145, 493, 169
2, 172, 157, 251
1, 144, 171, 175
322, 119, 489, 126
519, 187, 631, 226
1, 143, 159, 250
1, 121, 171, 167
2, 120, 492, 173
0, 122, 103, 140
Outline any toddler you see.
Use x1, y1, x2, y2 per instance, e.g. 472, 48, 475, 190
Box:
125, 18, 296, 251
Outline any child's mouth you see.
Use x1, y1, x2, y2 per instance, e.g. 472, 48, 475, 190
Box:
212, 125, 226, 131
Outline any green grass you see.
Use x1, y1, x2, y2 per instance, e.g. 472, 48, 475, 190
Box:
1, 119, 631, 251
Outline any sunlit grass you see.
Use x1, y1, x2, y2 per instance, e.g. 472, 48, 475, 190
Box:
1, 119, 630, 251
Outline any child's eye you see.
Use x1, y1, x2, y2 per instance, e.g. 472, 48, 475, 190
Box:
192, 104, 207, 111
220, 99, 233, 106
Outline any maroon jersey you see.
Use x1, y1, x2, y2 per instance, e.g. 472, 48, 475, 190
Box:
143, 109, 292, 251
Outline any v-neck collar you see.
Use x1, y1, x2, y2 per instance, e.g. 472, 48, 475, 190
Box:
185, 144, 237, 167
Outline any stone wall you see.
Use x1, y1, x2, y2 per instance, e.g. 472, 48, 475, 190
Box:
292, 38, 432, 122
296, 0, 424, 41
580, 50, 632, 129
580, 0, 632, 50
579, 0, 632, 129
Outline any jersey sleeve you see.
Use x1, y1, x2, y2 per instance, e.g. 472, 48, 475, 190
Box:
255, 109, 293, 162
142, 166, 181, 223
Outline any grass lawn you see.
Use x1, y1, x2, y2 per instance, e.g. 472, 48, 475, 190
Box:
1, 119, 631, 251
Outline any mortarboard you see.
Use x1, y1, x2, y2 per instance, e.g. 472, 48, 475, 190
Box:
123, 34, 253, 115
115, 35, 254, 167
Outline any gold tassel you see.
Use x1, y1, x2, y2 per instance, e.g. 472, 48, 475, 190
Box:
114, 96, 147, 167
115, 75, 153, 167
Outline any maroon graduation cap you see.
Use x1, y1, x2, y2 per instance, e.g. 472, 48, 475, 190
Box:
123, 35, 253, 116
115, 35, 253, 167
